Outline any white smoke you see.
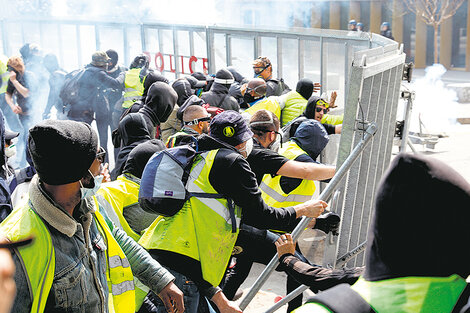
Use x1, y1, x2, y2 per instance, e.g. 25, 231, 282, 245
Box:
408, 64, 458, 134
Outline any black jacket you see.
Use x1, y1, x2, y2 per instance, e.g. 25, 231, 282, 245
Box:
150, 134, 299, 295
201, 83, 239, 111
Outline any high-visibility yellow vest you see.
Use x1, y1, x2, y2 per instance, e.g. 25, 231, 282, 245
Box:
139, 149, 242, 286
97, 175, 141, 241
0, 55, 9, 94
0, 199, 136, 313
260, 141, 315, 207
244, 96, 282, 120
321, 114, 343, 126
123, 68, 144, 109
293, 275, 467, 313
279, 91, 307, 127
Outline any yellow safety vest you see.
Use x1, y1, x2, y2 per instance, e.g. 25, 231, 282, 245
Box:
97, 175, 141, 241
0, 55, 9, 94
139, 149, 242, 286
260, 141, 315, 207
123, 68, 144, 109
321, 114, 343, 126
0, 199, 136, 313
244, 96, 282, 120
279, 91, 307, 127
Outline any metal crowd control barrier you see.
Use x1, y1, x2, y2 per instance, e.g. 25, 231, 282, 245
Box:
239, 123, 377, 310
0, 18, 395, 106
241, 40, 406, 311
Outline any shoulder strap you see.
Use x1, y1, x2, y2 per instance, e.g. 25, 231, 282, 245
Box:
307, 284, 376, 313
453, 283, 470, 313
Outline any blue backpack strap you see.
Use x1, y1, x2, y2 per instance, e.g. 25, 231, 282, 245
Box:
306, 283, 376, 313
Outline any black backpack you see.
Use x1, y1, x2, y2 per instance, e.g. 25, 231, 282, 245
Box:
59, 68, 86, 114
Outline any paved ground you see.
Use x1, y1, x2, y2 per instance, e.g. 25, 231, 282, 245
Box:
236, 69, 470, 313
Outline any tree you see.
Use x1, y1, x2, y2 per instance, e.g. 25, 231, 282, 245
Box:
402, 0, 465, 64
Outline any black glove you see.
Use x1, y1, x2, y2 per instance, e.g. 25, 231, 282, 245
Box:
314, 212, 341, 236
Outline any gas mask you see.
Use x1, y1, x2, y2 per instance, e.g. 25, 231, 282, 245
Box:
268, 132, 282, 153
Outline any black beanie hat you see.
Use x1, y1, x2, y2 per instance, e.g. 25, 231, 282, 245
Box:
296, 78, 314, 100
28, 120, 98, 185
214, 68, 234, 85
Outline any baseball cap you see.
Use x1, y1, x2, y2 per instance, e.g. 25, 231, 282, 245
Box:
209, 111, 253, 146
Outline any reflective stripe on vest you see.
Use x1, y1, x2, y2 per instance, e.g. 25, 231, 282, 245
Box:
93, 198, 135, 313
0, 203, 55, 313
139, 149, 241, 286
260, 141, 315, 208
280, 91, 308, 127
244, 96, 282, 120
122, 68, 144, 108
0, 199, 135, 313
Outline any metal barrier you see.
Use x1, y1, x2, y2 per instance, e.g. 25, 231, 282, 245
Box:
0, 18, 395, 107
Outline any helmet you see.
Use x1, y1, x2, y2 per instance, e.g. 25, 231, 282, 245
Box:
130, 54, 150, 69
348, 19, 357, 26
381, 22, 390, 28
357, 22, 363, 28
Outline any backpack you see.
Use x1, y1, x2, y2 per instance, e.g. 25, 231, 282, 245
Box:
281, 116, 307, 143
59, 68, 86, 114
138, 142, 237, 232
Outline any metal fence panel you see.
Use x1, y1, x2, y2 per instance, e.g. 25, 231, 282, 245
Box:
323, 47, 406, 268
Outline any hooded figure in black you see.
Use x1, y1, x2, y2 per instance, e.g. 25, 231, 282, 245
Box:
0, 109, 13, 221
201, 68, 240, 111
228, 66, 249, 109
301, 153, 470, 313
172, 78, 193, 106
295, 78, 314, 101
112, 82, 176, 179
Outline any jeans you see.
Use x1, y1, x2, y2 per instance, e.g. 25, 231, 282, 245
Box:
144, 268, 200, 313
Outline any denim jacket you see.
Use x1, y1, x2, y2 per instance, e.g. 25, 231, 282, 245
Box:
10, 175, 174, 313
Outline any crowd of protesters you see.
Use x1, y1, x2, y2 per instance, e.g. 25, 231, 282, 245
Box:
0, 45, 468, 313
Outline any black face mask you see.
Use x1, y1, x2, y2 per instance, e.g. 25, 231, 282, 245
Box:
244, 93, 257, 105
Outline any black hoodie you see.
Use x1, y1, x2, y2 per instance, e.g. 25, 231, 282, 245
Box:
365, 153, 470, 281
201, 82, 240, 111
111, 113, 151, 180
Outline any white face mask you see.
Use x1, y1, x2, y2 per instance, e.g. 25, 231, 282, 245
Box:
80, 170, 103, 199
5, 145, 16, 158
238, 138, 253, 158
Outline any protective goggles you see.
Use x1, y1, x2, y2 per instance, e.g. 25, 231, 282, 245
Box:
96, 146, 106, 163
184, 115, 211, 126
253, 63, 270, 75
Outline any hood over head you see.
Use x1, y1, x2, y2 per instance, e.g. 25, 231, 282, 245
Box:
172, 78, 193, 106
177, 95, 206, 121
123, 139, 166, 179
144, 82, 177, 124
292, 120, 329, 160
304, 95, 329, 119
296, 78, 314, 100
364, 153, 470, 281
227, 66, 246, 83
143, 72, 169, 98
118, 113, 151, 146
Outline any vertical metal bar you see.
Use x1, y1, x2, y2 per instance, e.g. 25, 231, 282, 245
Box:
344, 42, 349, 107
58, 24, 65, 69
95, 24, 101, 51
189, 30, 195, 57
141, 25, 147, 52
239, 123, 377, 310
277, 37, 283, 79
206, 27, 215, 74
400, 93, 414, 152
173, 29, 180, 78
123, 27, 129, 67
158, 28, 164, 54
254, 35, 261, 60
319, 36, 324, 96
298, 38, 304, 80
225, 34, 232, 66
76, 25, 82, 68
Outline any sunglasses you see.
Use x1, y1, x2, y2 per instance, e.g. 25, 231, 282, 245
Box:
316, 107, 328, 114
96, 146, 106, 163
